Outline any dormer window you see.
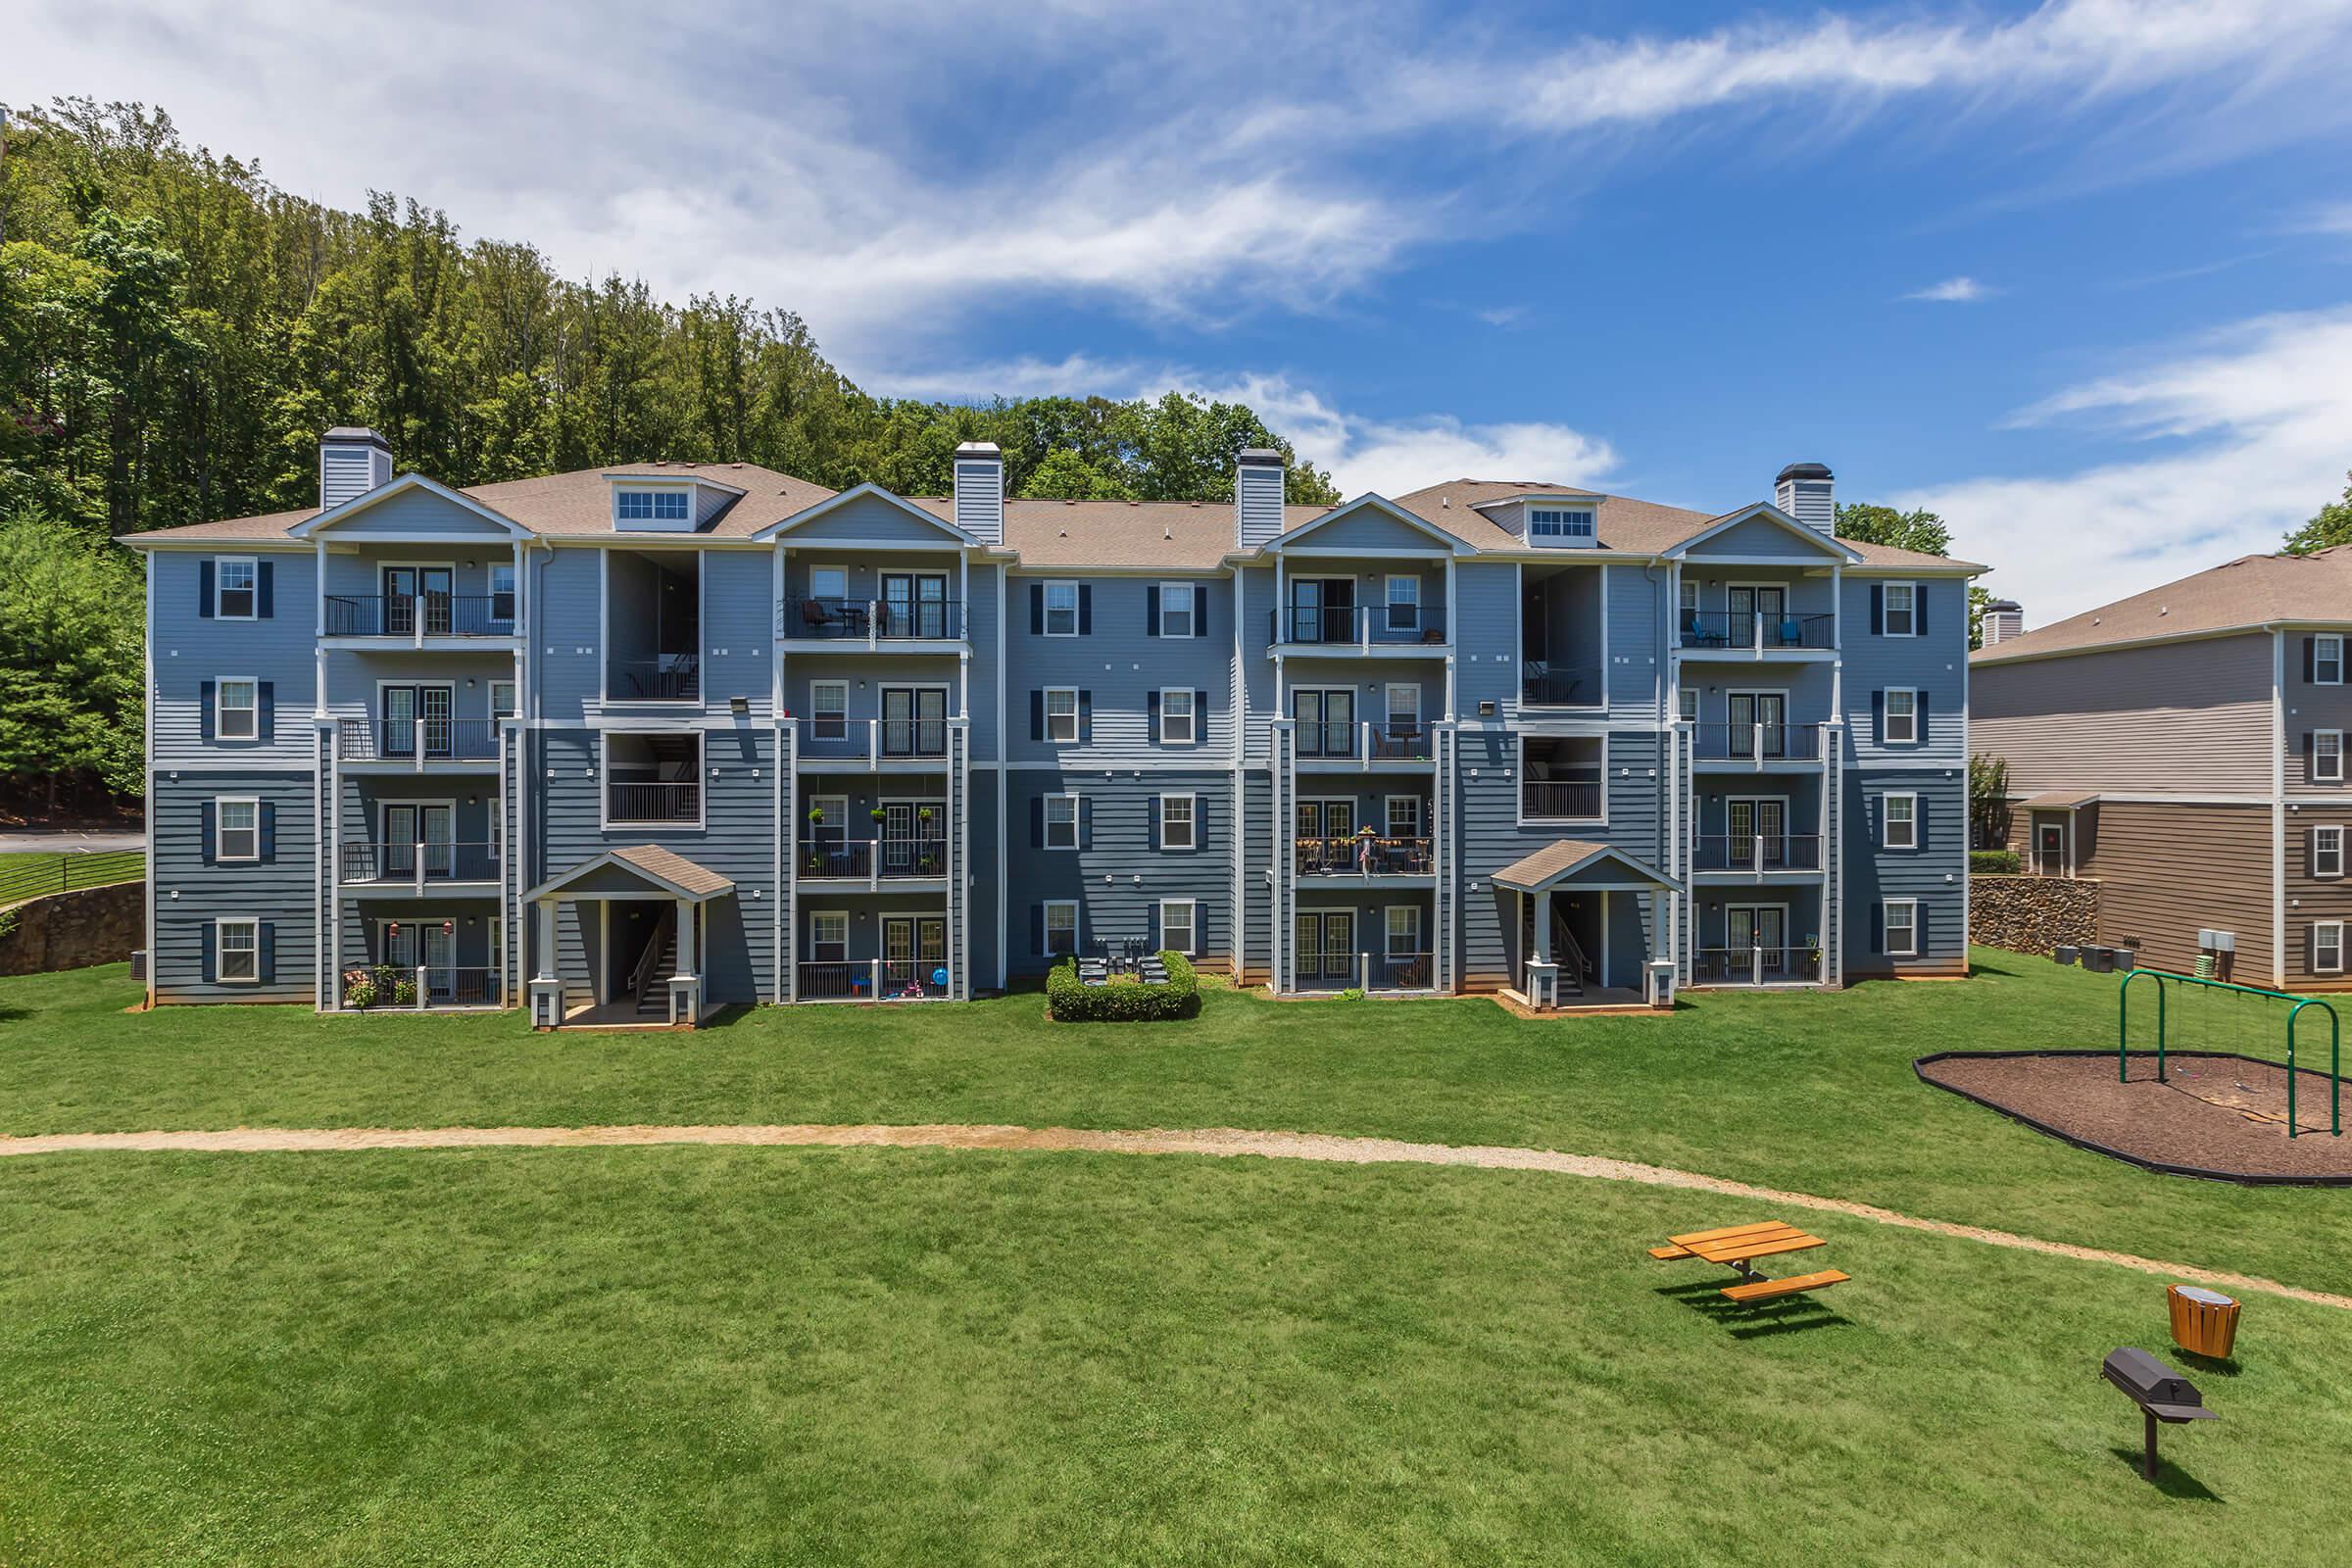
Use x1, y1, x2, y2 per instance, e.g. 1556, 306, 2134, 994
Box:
1529, 506, 1595, 547
617, 490, 690, 523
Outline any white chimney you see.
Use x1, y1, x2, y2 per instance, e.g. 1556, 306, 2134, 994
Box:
1774, 461, 1835, 536
953, 441, 1004, 546
1236, 447, 1286, 548
319, 426, 393, 511
1983, 599, 2024, 646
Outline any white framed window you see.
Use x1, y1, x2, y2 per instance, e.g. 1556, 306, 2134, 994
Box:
1159, 688, 1195, 745
811, 681, 848, 741
1044, 793, 1079, 851
2318, 730, 2345, 783
1679, 579, 1699, 617
217, 677, 259, 741
809, 564, 849, 604
1679, 686, 1699, 723
2319, 635, 2344, 685
2317, 825, 2345, 879
1386, 682, 1421, 733
217, 917, 259, 984
1884, 688, 1919, 745
1528, 506, 1595, 544
1043, 580, 1079, 637
1385, 905, 1421, 956
1159, 899, 1198, 956
808, 910, 848, 962
489, 564, 516, 625
617, 490, 690, 521
490, 680, 517, 718
216, 798, 260, 861
1884, 582, 1918, 637
1385, 574, 1421, 630
1159, 793, 1196, 850
1883, 899, 1919, 958
2318, 921, 2346, 974
1046, 687, 1080, 744
1884, 792, 1918, 850
1044, 900, 1078, 956
1158, 582, 1195, 637
1387, 795, 1423, 838
215, 557, 258, 619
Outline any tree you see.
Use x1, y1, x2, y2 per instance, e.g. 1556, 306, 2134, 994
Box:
1833, 502, 1951, 557
0, 508, 144, 811
1968, 754, 2011, 852
2281, 471, 2352, 555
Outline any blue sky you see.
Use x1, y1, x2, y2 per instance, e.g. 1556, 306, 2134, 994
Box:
15, 0, 2352, 621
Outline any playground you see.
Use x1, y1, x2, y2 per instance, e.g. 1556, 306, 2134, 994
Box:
1918, 968, 2350, 1184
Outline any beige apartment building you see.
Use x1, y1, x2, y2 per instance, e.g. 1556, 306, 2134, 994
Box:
1972, 548, 2352, 988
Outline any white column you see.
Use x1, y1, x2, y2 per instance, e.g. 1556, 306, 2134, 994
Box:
535, 902, 557, 978
1533, 889, 1552, 962
674, 898, 696, 977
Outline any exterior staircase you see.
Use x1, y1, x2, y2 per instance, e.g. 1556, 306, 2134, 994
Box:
630, 908, 676, 1018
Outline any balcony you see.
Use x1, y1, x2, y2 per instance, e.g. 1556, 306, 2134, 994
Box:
339, 841, 501, 888
340, 964, 505, 1010
1680, 611, 1835, 654
337, 718, 502, 763
1291, 721, 1434, 763
1270, 604, 1448, 652
1691, 947, 1825, 986
1690, 723, 1825, 765
1522, 780, 1602, 820
1293, 951, 1436, 993
1295, 836, 1434, 877
798, 837, 950, 883
1520, 668, 1599, 709
324, 594, 515, 640
796, 718, 953, 766
781, 596, 965, 643
1690, 834, 1825, 873
607, 657, 701, 704
798, 960, 953, 1002
607, 781, 701, 825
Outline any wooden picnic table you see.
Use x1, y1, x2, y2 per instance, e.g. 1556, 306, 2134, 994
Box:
1649, 1220, 1849, 1303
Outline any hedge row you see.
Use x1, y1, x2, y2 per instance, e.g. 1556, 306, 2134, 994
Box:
1969, 849, 2022, 875
1047, 953, 1201, 1021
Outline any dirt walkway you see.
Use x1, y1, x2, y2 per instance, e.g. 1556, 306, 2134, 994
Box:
5, 1120, 2345, 1311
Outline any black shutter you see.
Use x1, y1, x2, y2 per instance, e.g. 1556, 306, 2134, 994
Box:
1149, 902, 1161, 950
1078, 585, 1093, 635
1914, 794, 1927, 849
1871, 690, 1884, 747
1148, 796, 1159, 851
1031, 690, 1045, 741
1915, 689, 1929, 742
2307, 638, 2318, 682
259, 801, 276, 862
1031, 796, 1045, 847
257, 560, 274, 618
200, 680, 216, 742
200, 801, 217, 864
258, 681, 275, 743
1079, 690, 1092, 744
198, 560, 215, 617
1915, 583, 1928, 637
1869, 584, 1884, 635
1194, 585, 1209, 637
1196, 690, 1209, 733
2307, 730, 2317, 782
1030, 583, 1044, 635
258, 922, 275, 986
1079, 797, 1093, 850
1868, 904, 1884, 955
200, 922, 217, 984
1148, 690, 1161, 743
1146, 586, 1160, 637
1032, 905, 1045, 956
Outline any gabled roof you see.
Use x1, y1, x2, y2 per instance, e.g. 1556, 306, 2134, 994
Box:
1660, 502, 1861, 564
526, 845, 735, 904
288, 473, 532, 539
1491, 839, 1682, 893
750, 482, 975, 544
1262, 493, 1473, 554
1974, 546, 2352, 664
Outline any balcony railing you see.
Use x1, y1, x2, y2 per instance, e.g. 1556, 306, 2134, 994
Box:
607, 781, 702, 823
340, 841, 501, 885
1681, 611, 1835, 651
1366, 723, 1432, 760
1289, 721, 1432, 761
797, 717, 954, 763
797, 960, 952, 1001
1691, 947, 1825, 986
1270, 604, 1448, 648
340, 964, 503, 1009
607, 658, 701, 703
1293, 721, 1357, 759
324, 594, 514, 638
337, 718, 502, 761
1295, 836, 1434, 876
1690, 723, 1824, 761
1690, 834, 1825, 872
1522, 780, 1602, 819
797, 837, 950, 881
782, 597, 964, 641
1293, 951, 1435, 992
1520, 669, 1597, 708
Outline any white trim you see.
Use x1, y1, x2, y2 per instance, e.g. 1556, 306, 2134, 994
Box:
1882, 897, 1920, 957
1883, 686, 1921, 746
214, 795, 262, 861
1384, 792, 1424, 839
808, 680, 850, 741
1515, 733, 1607, 826
1159, 791, 1198, 851
1158, 897, 1199, 956
289, 472, 532, 539
2318, 633, 2345, 686
1043, 792, 1080, 851
1042, 580, 1081, 637
213, 555, 260, 619
1157, 580, 1197, 637
747, 482, 974, 544
1044, 686, 1080, 744
1158, 687, 1197, 746
596, 728, 708, 833
2316, 729, 2345, 783
215, 674, 261, 742
807, 908, 850, 963
1263, 493, 1472, 555
2314, 822, 2345, 880
1661, 502, 1860, 564
215, 915, 261, 984
1883, 790, 1920, 851
1042, 898, 1079, 957
1383, 572, 1422, 629
1882, 580, 1920, 638
2315, 919, 2346, 974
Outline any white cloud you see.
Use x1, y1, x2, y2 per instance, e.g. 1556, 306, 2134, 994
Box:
1899, 306, 2352, 623
1904, 276, 1994, 302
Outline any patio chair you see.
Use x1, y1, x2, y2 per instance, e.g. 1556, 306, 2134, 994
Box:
1776, 616, 1804, 647
1686, 615, 1731, 649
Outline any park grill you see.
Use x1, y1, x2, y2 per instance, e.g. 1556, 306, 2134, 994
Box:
2102, 1348, 2216, 1481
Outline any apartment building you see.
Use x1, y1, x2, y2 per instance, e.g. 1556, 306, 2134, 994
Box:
1974, 547, 2352, 988
123, 430, 1975, 1021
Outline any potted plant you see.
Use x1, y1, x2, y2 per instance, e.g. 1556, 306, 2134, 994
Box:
807, 805, 825, 825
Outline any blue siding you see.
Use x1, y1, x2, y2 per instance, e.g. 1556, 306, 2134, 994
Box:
783, 493, 965, 545
151, 769, 317, 1002
1003, 770, 1232, 976
320, 487, 514, 537
1680, 514, 1840, 560
1285, 507, 1451, 553
152, 551, 319, 765
1605, 564, 1673, 714
1841, 767, 1967, 976
1842, 576, 1968, 760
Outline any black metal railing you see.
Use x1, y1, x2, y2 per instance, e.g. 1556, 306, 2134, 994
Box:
325, 594, 514, 637
340, 964, 502, 1009
797, 838, 950, 879
795, 718, 955, 762
1366, 724, 1432, 760
1691, 947, 1825, 985
1293, 720, 1358, 759
1270, 604, 1448, 646
1680, 611, 1835, 651
607, 782, 702, 823
1522, 781, 1602, 818
1690, 722, 1824, 761
782, 597, 965, 640
337, 718, 502, 761
1690, 834, 1825, 871
0, 850, 143, 908
796, 960, 951, 1001
878, 960, 952, 999
608, 659, 701, 702
1376, 952, 1434, 990
339, 841, 501, 883
1520, 670, 1595, 707
1295, 837, 1433, 875
881, 719, 951, 759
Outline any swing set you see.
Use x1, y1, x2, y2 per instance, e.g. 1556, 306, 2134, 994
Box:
2119, 968, 2341, 1138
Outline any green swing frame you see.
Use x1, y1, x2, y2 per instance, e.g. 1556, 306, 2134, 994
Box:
2119, 968, 2340, 1137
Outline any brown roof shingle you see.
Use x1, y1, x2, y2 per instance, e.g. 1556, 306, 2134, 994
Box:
1974, 547, 2352, 663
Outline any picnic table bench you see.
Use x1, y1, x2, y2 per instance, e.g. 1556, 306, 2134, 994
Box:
1649, 1220, 1850, 1303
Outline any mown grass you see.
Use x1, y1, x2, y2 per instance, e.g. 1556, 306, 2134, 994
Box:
2, 951, 2347, 1296
3, 1147, 2344, 1566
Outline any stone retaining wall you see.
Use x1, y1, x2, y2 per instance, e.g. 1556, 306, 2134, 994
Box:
0, 882, 143, 976
1969, 874, 2098, 956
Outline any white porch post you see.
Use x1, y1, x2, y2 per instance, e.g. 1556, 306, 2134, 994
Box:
1526, 887, 1559, 1010
528, 899, 563, 1028
669, 896, 700, 1026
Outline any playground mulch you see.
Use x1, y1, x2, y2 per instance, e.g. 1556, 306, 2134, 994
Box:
1918, 1051, 2352, 1183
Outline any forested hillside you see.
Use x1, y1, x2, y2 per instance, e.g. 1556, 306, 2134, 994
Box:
0, 99, 1340, 810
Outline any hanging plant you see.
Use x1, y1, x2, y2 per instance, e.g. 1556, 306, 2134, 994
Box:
870, 806, 888, 822
807, 805, 824, 824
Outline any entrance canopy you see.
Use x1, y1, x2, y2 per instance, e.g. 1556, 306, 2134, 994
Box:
526, 844, 735, 904
2019, 791, 2098, 811
1492, 839, 1682, 895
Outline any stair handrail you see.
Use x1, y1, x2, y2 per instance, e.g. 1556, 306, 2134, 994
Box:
630, 906, 674, 1002
1555, 913, 1592, 991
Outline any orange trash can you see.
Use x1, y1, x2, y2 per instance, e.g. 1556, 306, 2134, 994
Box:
2169, 1284, 2240, 1358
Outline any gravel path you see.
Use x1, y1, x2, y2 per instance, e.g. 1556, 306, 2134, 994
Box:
6, 1120, 2343, 1311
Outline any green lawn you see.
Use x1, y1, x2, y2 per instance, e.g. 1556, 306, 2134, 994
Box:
2, 951, 2346, 1298
5, 1147, 2346, 1566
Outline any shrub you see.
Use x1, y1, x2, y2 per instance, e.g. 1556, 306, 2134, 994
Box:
1336, 987, 1366, 1003
343, 977, 377, 1009
1047, 952, 1201, 1022
1970, 849, 2021, 875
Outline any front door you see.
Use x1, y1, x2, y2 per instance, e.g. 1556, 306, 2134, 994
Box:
880, 688, 948, 756
880, 572, 950, 638
421, 921, 454, 998
380, 804, 454, 878
1727, 585, 1786, 647
1296, 800, 1354, 872
1725, 799, 1788, 867
1291, 688, 1354, 757
1725, 691, 1788, 757
1294, 911, 1355, 984
1726, 906, 1788, 975
2035, 821, 2066, 877
880, 802, 926, 874
1290, 578, 1354, 642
